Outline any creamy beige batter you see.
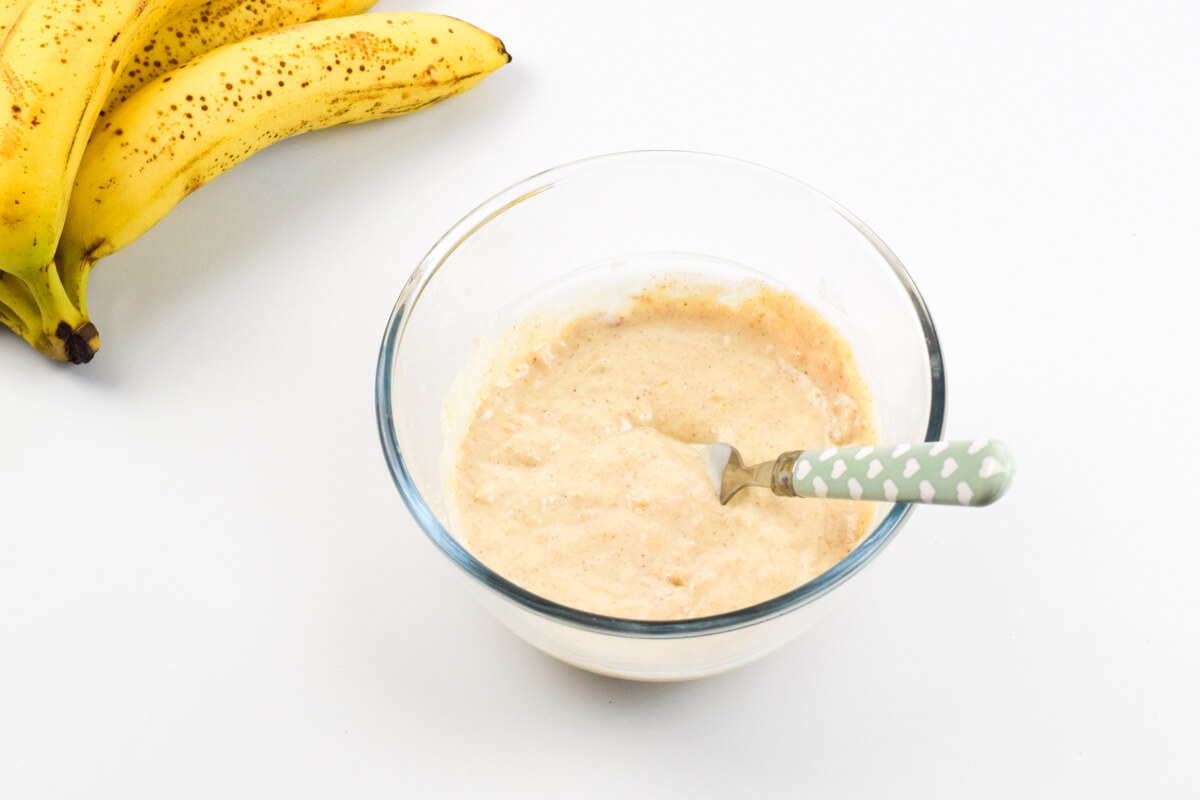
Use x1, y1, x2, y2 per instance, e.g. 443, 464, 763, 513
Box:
446, 279, 877, 620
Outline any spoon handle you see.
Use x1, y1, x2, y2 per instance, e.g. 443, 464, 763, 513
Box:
779, 440, 1014, 506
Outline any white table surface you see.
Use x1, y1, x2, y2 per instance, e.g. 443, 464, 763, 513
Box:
3, 1, 1197, 796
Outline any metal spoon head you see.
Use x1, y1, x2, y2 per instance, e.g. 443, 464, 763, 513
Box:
692, 442, 748, 504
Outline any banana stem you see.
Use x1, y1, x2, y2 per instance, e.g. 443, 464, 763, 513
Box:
51, 249, 101, 362
6, 262, 98, 363
56, 245, 95, 317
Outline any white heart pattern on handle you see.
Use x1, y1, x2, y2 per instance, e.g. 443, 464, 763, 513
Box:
979, 456, 1005, 478
785, 439, 1012, 506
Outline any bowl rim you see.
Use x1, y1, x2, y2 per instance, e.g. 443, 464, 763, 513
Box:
375, 149, 947, 638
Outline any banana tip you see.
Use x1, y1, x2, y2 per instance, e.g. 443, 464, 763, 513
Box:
494, 36, 511, 64
65, 322, 99, 365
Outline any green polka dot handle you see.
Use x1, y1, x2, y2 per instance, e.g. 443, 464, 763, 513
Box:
780, 440, 1014, 506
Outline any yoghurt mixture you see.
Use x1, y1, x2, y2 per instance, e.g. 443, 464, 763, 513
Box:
445, 279, 877, 620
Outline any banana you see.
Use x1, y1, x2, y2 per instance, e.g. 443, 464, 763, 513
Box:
0, 301, 25, 341
1, 2, 51, 354
2, 0, 376, 356
0, 271, 40, 343
101, 0, 380, 119
0, 8, 24, 339
1, 1, 23, 40
1, 0, 24, 36
1, 0, 45, 353
56, 12, 509, 324
1, 0, 202, 362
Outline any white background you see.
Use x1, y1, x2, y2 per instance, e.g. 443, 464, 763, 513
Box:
2, 0, 1197, 796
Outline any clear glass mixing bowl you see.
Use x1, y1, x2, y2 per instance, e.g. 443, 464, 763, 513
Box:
376, 151, 945, 680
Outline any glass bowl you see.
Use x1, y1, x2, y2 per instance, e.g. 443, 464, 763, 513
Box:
376, 151, 945, 681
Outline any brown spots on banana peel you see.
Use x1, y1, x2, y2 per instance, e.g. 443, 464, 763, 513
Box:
59, 14, 509, 338
103, 0, 379, 116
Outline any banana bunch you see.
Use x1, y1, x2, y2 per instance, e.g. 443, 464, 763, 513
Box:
0, 1, 508, 362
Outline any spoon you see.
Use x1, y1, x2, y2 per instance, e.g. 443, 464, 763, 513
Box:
696, 440, 1014, 506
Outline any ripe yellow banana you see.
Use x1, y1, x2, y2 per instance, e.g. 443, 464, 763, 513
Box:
56, 13, 509, 324
1, 0, 25, 38
101, 0, 380, 119
2, 4, 36, 347
1, 0, 202, 362
2, 0, 375, 356
0, 302, 26, 342
0, 272, 40, 345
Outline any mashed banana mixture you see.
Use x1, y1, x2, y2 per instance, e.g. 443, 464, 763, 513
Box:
446, 280, 877, 620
